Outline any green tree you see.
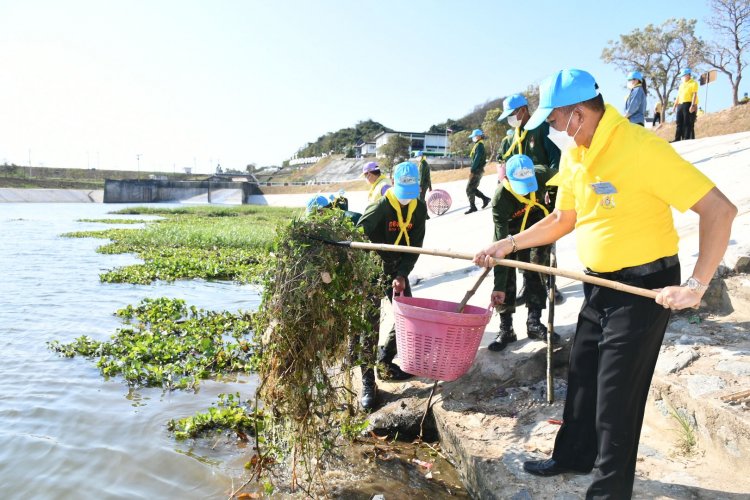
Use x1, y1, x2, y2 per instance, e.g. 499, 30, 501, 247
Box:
703, 0, 750, 106
449, 130, 471, 158
602, 18, 705, 115
481, 108, 508, 162
379, 135, 410, 171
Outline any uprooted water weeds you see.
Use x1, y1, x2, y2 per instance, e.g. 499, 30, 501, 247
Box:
48, 297, 255, 390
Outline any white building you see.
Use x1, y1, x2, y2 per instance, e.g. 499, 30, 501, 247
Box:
373, 131, 449, 157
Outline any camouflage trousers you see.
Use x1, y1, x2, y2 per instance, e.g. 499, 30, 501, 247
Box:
465, 171, 487, 207
496, 241, 551, 315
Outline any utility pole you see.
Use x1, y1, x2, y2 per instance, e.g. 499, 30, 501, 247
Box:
28, 149, 32, 178
136, 154, 142, 178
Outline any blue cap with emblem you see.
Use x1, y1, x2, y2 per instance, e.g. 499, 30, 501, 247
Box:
505, 154, 538, 195
392, 161, 420, 200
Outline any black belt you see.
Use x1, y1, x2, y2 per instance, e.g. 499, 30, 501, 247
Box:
585, 255, 679, 280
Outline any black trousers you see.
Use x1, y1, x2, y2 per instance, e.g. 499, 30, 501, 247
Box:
551, 262, 680, 499
674, 103, 695, 141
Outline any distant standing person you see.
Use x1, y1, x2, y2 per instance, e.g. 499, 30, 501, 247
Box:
362, 161, 391, 206
623, 71, 647, 126
465, 129, 491, 214
652, 100, 662, 127
673, 68, 699, 141
415, 151, 432, 200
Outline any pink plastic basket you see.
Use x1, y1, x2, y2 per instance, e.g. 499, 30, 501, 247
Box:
393, 296, 492, 381
426, 189, 452, 216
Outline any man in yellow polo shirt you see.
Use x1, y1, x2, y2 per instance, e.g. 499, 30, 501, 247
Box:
474, 69, 737, 499
673, 68, 699, 141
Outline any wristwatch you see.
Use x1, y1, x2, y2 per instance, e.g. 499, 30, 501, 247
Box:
682, 276, 708, 294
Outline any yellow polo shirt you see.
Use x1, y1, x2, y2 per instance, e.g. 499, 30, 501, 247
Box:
555, 105, 714, 272
677, 78, 699, 104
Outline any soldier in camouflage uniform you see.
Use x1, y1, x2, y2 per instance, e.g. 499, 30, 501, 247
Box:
488, 154, 560, 351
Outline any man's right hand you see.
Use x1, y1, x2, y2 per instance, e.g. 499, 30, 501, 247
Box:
473, 239, 512, 268
491, 291, 506, 306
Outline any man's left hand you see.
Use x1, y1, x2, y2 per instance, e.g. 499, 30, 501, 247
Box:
392, 276, 407, 294
655, 286, 702, 310
690, 104, 697, 113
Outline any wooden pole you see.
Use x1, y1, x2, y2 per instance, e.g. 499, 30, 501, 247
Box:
347, 241, 658, 300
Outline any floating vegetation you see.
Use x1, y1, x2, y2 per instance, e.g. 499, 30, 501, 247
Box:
252, 211, 383, 489
62, 205, 296, 284
48, 297, 255, 390
167, 393, 266, 441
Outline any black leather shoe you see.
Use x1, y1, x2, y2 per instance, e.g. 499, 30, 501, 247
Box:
481, 196, 490, 209
464, 206, 478, 214
523, 459, 590, 477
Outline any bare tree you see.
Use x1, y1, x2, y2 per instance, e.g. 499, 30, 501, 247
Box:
602, 18, 705, 115
704, 0, 750, 106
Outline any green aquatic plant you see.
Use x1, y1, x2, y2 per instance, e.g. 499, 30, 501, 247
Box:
62, 205, 296, 284
77, 218, 150, 224
48, 297, 255, 390
167, 393, 266, 440
252, 211, 384, 488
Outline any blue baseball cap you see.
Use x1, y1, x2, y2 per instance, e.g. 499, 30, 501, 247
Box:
679, 68, 692, 77
392, 161, 420, 200
497, 93, 529, 121
469, 129, 484, 138
525, 69, 599, 131
627, 70, 643, 81
505, 154, 538, 195
413, 150, 422, 157
306, 194, 331, 213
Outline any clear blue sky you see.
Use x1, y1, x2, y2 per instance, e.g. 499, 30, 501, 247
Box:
0, 0, 742, 173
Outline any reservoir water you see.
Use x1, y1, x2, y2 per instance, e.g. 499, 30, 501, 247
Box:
0, 203, 259, 499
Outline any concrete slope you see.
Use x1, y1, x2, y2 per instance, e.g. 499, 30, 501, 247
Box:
0, 188, 103, 203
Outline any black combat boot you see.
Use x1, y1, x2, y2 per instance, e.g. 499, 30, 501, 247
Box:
377, 345, 414, 381
360, 368, 378, 410
464, 204, 478, 214
481, 194, 491, 209
526, 308, 560, 342
488, 313, 517, 352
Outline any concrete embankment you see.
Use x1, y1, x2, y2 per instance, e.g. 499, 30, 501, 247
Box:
0, 188, 104, 203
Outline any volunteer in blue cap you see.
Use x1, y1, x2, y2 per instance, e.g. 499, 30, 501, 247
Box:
474, 68, 736, 498
357, 162, 428, 407
464, 129, 491, 214
486, 154, 560, 352
673, 68, 699, 141
623, 70, 647, 126
497, 93, 560, 173
497, 92, 564, 307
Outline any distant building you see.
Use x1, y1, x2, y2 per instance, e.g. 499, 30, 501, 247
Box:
373, 131, 448, 157
354, 140, 377, 158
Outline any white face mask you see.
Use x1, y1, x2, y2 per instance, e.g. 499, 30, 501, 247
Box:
397, 197, 413, 205
472, 136, 479, 142
547, 109, 582, 152
507, 114, 521, 128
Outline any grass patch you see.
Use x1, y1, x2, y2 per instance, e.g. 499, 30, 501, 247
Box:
63, 204, 297, 283
48, 297, 255, 390
78, 218, 150, 224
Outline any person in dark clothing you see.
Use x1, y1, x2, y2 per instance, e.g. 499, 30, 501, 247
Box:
357, 161, 428, 408
496, 92, 564, 306
329, 189, 349, 211
465, 129, 491, 214
415, 151, 432, 201
488, 154, 560, 351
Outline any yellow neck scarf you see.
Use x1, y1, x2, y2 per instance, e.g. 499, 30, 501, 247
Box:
368, 174, 388, 201
502, 127, 528, 159
385, 189, 417, 246
470, 139, 483, 158
502, 178, 549, 231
